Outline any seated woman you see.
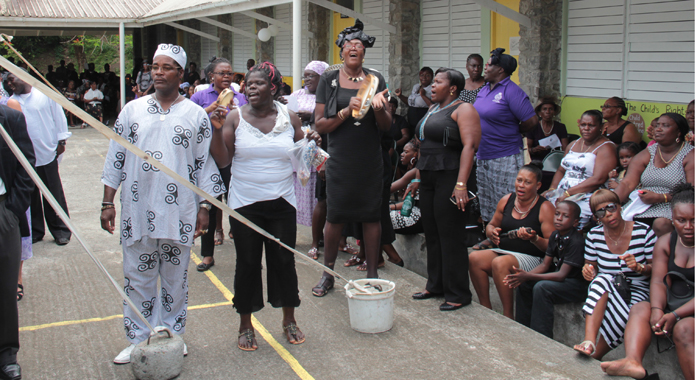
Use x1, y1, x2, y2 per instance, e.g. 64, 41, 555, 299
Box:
505, 200, 589, 338
601, 183, 694, 380
602, 96, 642, 145
526, 96, 569, 164
83, 80, 104, 124
469, 164, 555, 319
546, 110, 617, 228
574, 189, 656, 359
607, 142, 641, 190
614, 113, 694, 237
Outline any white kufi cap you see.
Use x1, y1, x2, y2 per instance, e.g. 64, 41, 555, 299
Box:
153, 44, 187, 68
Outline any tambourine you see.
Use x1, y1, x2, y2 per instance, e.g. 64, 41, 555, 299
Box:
217, 88, 234, 108
352, 74, 379, 120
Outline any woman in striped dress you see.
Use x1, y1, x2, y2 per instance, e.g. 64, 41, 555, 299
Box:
574, 189, 656, 359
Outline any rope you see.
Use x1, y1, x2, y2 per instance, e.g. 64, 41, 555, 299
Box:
0, 41, 365, 293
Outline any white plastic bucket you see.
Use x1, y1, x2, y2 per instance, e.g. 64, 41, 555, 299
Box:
344, 279, 396, 334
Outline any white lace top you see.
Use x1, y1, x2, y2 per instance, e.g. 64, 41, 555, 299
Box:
228, 101, 297, 210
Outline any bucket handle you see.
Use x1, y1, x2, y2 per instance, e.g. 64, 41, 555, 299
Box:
147, 327, 173, 345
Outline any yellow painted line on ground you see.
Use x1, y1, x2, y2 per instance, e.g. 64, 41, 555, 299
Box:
190, 251, 314, 380
19, 302, 230, 332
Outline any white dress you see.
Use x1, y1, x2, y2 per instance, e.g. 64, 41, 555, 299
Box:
549, 141, 615, 226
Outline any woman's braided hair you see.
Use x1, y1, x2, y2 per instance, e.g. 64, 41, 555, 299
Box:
245, 61, 284, 98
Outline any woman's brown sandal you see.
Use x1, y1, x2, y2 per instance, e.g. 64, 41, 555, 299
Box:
283, 323, 305, 345
344, 255, 362, 267
311, 276, 334, 297
238, 329, 258, 351
214, 229, 224, 246
307, 247, 319, 260
357, 260, 385, 271
340, 244, 358, 255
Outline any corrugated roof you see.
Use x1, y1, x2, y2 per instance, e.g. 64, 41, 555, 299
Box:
0, 0, 165, 19
142, 0, 246, 19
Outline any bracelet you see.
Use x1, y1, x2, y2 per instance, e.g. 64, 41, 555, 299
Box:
637, 263, 645, 274
101, 204, 115, 211
529, 235, 538, 244
200, 202, 212, 211
411, 179, 421, 183
663, 193, 668, 203
101, 201, 114, 206
564, 190, 571, 197
337, 110, 345, 121
672, 310, 681, 321
456, 182, 466, 187
372, 104, 384, 111
454, 186, 467, 191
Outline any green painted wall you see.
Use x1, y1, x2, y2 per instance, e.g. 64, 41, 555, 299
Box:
560, 96, 690, 143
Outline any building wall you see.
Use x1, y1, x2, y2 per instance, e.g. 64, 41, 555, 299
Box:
420, 0, 481, 78
273, 3, 310, 81
361, 0, 390, 78
232, 13, 255, 73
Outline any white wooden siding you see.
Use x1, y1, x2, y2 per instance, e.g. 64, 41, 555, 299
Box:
361, 0, 389, 79
232, 12, 254, 73
566, 0, 695, 103
273, 3, 310, 79
421, 0, 481, 77
200, 22, 218, 69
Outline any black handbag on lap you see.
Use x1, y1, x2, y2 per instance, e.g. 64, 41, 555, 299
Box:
664, 271, 694, 312
614, 272, 632, 305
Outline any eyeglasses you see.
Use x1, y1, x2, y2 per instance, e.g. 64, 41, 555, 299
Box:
600, 105, 621, 109
342, 42, 365, 50
213, 72, 234, 77
302, 74, 319, 81
594, 203, 618, 219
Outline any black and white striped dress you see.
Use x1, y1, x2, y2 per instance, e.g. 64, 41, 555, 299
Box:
583, 221, 656, 349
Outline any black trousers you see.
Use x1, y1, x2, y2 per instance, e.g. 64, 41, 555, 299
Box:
0, 200, 21, 366
231, 198, 300, 314
515, 278, 589, 338
31, 158, 71, 241
200, 164, 232, 258
420, 169, 479, 304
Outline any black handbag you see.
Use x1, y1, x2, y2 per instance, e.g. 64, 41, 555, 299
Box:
443, 126, 462, 149
664, 271, 694, 312
614, 272, 632, 305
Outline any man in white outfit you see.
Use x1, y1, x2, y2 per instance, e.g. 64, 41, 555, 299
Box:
100, 44, 224, 364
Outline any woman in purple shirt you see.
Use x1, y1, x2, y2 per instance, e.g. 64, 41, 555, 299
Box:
189, 57, 247, 271
472, 49, 538, 230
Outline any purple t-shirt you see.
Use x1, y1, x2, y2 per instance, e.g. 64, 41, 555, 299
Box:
189, 84, 248, 112
473, 77, 536, 160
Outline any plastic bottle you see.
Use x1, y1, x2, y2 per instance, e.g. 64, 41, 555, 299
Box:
401, 193, 414, 216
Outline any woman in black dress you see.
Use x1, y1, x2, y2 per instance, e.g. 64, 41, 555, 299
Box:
312, 20, 391, 296
407, 68, 482, 311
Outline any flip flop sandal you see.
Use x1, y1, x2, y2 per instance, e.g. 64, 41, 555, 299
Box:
340, 244, 358, 255
17, 284, 24, 301
307, 247, 319, 260
344, 255, 362, 267
214, 229, 224, 246
573, 340, 596, 356
312, 276, 334, 297
283, 323, 305, 345
472, 239, 494, 250
357, 261, 385, 271
238, 329, 258, 351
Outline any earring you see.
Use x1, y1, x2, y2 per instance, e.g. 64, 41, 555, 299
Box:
676, 137, 680, 143
450, 92, 454, 96
410, 157, 416, 165
362, 58, 365, 63
340, 57, 345, 63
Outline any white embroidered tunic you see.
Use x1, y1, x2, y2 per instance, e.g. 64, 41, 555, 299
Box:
102, 95, 225, 247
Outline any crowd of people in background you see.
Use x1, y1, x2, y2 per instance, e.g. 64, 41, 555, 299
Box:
0, 18, 695, 380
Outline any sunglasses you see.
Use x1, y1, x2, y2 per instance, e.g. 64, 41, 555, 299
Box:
594, 203, 618, 219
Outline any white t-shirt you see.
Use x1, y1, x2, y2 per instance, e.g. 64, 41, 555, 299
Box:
85, 88, 104, 105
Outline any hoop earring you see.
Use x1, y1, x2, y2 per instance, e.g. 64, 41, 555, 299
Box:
410, 157, 416, 165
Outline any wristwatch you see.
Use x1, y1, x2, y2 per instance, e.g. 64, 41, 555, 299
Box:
199, 202, 212, 211
58, 140, 67, 146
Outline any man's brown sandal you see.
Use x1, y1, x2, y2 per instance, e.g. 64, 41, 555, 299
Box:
312, 276, 334, 297
238, 329, 258, 351
283, 323, 305, 345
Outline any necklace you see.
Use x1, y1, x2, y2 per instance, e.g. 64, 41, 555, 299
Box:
657, 142, 685, 165
513, 195, 538, 217
540, 121, 554, 136
342, 66, 364, 83
153, 93, 182, 121
605, 221, 628, 246
678, 236, 695, 248
578, 136, 601, 153
417, 99, 460, 141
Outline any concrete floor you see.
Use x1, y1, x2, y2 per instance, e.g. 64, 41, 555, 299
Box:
16, 127, 617, 379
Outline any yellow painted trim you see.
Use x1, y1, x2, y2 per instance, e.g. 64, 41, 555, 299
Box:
190, 252, 314, 380
19, 302, 232, 332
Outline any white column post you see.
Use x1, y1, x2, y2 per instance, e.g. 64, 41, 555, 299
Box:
119, 22, 126, 111
292, 0, 302, 91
